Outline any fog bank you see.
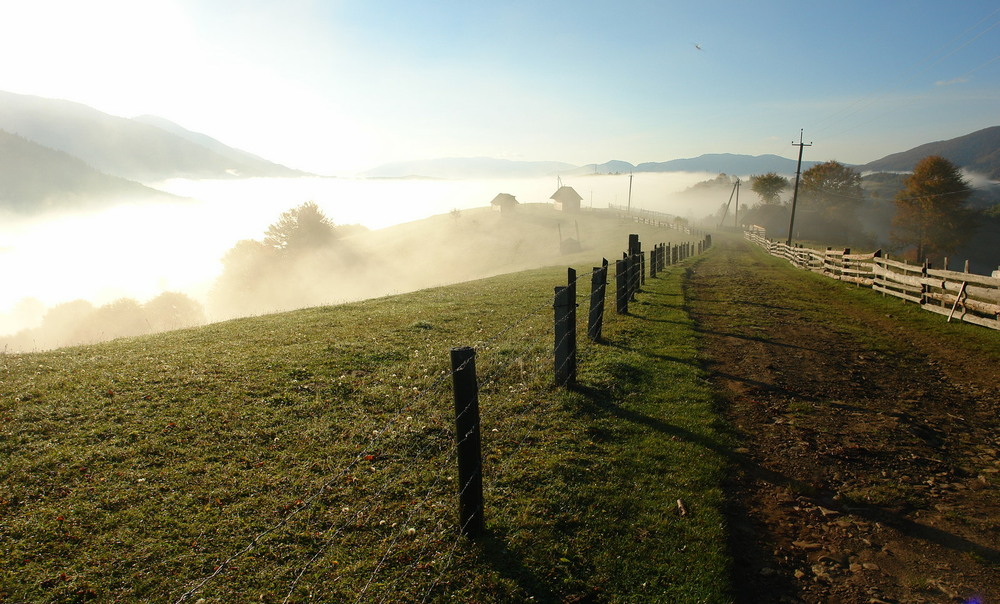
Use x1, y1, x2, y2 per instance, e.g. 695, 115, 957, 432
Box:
0, 172, 725, 343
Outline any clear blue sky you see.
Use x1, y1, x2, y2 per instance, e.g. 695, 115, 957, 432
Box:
3, 0, 998, 174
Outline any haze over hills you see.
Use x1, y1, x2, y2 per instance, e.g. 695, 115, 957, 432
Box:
0, 130, 176, 212
0, 90, 304, 183
1, 89, 996, 216
860, 126, 1000, 178
361, 154, 823, 179
361, 157, 580, 179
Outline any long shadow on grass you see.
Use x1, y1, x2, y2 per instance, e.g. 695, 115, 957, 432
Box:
477, 528, 560, 601
603, 340, 702, 369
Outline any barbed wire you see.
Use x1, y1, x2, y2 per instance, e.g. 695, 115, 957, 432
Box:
173, 231, 701, 601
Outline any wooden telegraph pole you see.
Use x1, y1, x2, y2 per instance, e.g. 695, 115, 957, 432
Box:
627, 173, 633, 213
786, 130, 812, 247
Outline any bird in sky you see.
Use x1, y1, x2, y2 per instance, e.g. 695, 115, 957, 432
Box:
693, 43, 703, 51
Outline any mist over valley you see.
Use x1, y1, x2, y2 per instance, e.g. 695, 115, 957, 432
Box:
2, 91, 999, 351
0, 171, 723, 349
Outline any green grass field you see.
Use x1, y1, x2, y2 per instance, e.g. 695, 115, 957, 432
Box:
0, 227, 732, 603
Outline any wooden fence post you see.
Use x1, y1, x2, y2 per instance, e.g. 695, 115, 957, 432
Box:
450, 346, 484, 539
588, 259, 608, 341
554, 268, 577, 387
615, 258, 629, 314
629, 253, 639, 300
649, 246, 657, 279
628, 234, 640, 256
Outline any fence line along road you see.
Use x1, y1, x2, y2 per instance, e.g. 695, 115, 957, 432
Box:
744, 227, 1000, 331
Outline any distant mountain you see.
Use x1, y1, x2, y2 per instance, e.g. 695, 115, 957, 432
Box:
366, 154, 822, 180
0, 90, 304, 182
0, 130, 174, 212
578, 160, 638, 175
579, 154, 820, 176
860, 126, 1000, 178
362, 157, 578, 179
131, 115, 304, 178
635, 153, 820, 176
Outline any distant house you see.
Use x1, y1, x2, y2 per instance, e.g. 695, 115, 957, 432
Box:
550, 186, 583, 212
491, 193, 519, 213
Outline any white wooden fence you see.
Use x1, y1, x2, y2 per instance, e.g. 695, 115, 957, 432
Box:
744, 227, 1000, 331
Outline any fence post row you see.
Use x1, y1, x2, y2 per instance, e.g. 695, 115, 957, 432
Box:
588, 259, 609, 341
554, 268, 577, 387
615, 258, 629, 314
449, 346, 484, 539
747, 226, 1000, 331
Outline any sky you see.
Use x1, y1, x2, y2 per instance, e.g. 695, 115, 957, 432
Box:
1, 0, 999, 175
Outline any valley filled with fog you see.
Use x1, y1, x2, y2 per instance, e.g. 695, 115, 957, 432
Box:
0, 172, 721, 346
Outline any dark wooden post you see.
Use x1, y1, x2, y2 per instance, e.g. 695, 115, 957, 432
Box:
588, 259, 608, 341
450, 346, 484, 539
650, 245, 658, 279
628, 253, 639, 300
615, 258, 629, 314
554, 268, 577, 387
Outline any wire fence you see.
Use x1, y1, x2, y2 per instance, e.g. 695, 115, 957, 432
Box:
170, 230, 712, 602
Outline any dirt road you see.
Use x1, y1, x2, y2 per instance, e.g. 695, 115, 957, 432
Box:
687, 237, 1000, 604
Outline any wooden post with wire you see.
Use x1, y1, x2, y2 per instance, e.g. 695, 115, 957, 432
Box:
450, 346, 484, 539
554, 268, 577, 387
615, 258, 629, 314
588, 259, 609, 341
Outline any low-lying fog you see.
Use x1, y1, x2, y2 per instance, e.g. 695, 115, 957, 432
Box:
0, 172, 722, 347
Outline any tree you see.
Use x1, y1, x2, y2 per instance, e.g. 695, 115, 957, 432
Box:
144, 292, 206, 332
749, 172, 790, 205
211, 202, 352, 318
263, 201, 337, 252
798, 161, 864, 241
890, 155, 974, 262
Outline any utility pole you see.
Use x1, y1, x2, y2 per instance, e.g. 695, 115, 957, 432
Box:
627, 172, 633, 213
787, 130, 812, 246
734, 177, 740, 229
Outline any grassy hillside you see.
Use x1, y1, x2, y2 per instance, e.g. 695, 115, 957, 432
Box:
0, 233, 733, 601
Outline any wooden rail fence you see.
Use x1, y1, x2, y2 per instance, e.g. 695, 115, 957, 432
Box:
744, 227, 1000, 331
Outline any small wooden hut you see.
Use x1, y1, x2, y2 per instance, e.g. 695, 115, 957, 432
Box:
551, 186, 583, 212
491, 193, 519, 213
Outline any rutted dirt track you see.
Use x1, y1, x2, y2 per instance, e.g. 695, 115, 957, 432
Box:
687, 237, 1000, 604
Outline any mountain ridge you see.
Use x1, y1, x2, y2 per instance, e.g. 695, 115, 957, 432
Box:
859, 125, 1000, 178
0, 129, 177, 212
0, 90, 304, 182
2, 89, 996, 215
